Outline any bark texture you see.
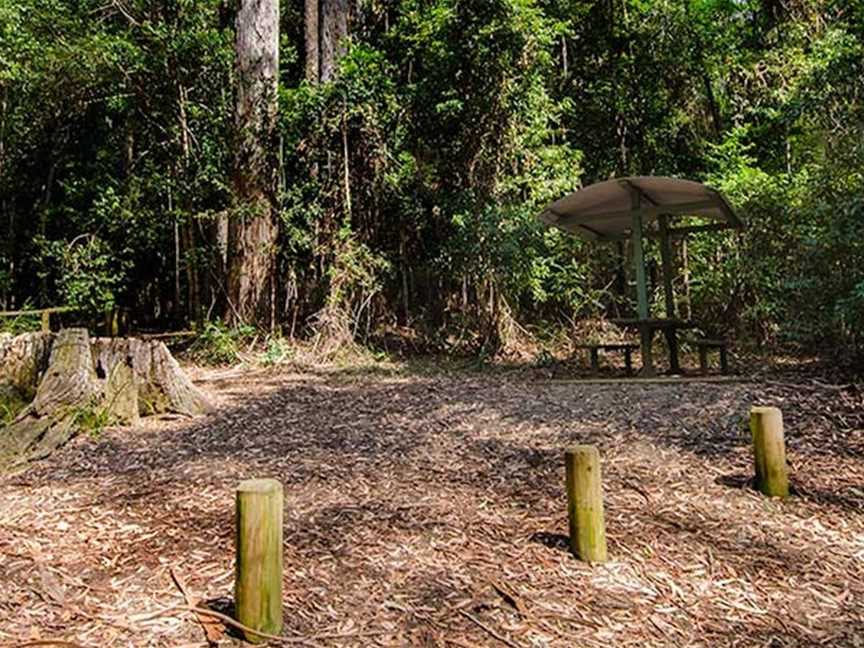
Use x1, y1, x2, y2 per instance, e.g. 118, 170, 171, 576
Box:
304, 0, 348, 84
90, 337, 211, 417
0, 329, 99, 471
0, 329, 211, 472
305, 0, 320, 83
228, 0, 280, 326
320, 0, 349, 82
0, 331, 53, 397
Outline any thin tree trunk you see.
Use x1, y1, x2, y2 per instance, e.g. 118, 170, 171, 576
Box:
561, 36, 568, 81
400, 230, 409, 324
702, 71, 722, 137
341, 110, 352, 221
214, 81, 230, 316
171, 189, 181, 317
0, 86, 9, 309
176, 82, 203, 326
39, 161, 57, 306
228, 0, 280, 327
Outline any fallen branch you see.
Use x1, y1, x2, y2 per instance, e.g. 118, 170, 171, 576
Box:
169, 567, 223, 644
459, 610, 523, 648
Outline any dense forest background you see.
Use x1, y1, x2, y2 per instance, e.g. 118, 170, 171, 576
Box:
1, 0, 862, 358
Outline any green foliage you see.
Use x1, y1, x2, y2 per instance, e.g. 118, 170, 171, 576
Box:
36, 235, 130, 314
259, 336, 296, 366
0, 388, 28, 426
1, 0, 863, 357
0, 310, 40, 335
70, 401, 113, 439
190, 320, 256, 365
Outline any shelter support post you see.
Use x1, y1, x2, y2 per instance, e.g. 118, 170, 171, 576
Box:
630, 205, 649, 320
638, 326, 655, 376
658, 214, 676, 318
663, 328, 681, 374
630, 191, 655, 376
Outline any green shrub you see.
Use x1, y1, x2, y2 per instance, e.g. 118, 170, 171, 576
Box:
259, 336, 296, 366
190, 320, 256, 365
0, 387, 28, 426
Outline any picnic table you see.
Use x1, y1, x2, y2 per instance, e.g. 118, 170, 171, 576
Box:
610, 317, 695, 377
537, 176, 745, 378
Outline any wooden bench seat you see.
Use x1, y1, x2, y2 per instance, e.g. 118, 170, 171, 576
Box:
574, 342, 639, 374
690, 338, 729, 374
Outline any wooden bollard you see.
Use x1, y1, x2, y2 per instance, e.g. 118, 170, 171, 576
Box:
565, 445, 608, 563
235, 478, 284, 642
750, 406, 789, 497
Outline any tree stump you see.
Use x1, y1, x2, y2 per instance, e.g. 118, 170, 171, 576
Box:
0, 331, 53, 397
0, 328, 211, 471
102, 355, 140, 425
0, 329, 100, 469
90, 337, 210, 417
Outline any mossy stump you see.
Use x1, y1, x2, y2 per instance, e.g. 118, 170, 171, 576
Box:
565, 445, 608, 563
235, 478, 284, 643
750, 406, 790, 498
0, 329, 211, 472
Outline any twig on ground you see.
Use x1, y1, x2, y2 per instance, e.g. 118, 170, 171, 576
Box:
169, 566, 224, 644
12, 642, 89, 648
459, 610, 523, 648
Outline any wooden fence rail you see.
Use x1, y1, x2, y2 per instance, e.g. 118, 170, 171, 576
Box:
0, 307, 77, 332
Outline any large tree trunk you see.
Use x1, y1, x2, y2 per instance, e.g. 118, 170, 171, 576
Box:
0, 329, 211, 472
228, 0, 280, 327
305, 0, 320, 83
320, 0, 349, 82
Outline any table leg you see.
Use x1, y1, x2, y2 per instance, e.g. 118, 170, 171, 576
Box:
638, 327, 656, 377
590, 348, 599, 372
664, 328, 681, 375
624, 348, 633, 375
699, 347, 708, 375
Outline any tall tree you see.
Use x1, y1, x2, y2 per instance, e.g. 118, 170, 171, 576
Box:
319, 0, 349, 82
305, 0, 320, 83
228, 0, 280, 326
304, 0, 348, 84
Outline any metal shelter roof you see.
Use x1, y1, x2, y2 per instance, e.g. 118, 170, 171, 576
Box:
536, 176, 743, 241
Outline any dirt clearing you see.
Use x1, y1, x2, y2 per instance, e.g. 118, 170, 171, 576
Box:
1, 365, 863, 646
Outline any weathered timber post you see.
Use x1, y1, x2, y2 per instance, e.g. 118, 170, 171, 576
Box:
565, 445, 608, 562
235, 478, 284, 642
750, 406, 789, 497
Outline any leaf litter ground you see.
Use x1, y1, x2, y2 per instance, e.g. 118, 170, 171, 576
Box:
1, 362, 863, 647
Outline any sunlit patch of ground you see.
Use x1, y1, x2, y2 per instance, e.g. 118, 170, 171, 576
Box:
1, 364, 862, 646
